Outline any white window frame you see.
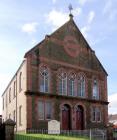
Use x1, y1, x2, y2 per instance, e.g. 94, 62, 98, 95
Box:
38, 100, 52, 120
38, 101, 44, 120
45, 101, 52, 120
91, 107, 101, 122
92, 78, 99, 100
39, 65, 50, 93
19, 72, 22, 92
58, 71, 67, 95
78, 74, 85, 97
19, 105, 22, 126
9, 88, 11, 103
68, 72, 76, 96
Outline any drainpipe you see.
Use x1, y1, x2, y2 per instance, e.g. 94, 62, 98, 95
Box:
16, 73, 18, 132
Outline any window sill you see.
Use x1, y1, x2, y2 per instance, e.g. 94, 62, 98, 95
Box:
45, 119, 51, 121
38, 119, 52, 121
91, 120, 101, 123
38, 119, 44, 121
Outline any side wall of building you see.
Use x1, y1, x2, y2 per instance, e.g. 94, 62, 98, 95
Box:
2, 60, 27, 132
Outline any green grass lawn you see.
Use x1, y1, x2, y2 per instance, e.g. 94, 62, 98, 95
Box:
15, 133, 90, 140
113, 131, 117, 137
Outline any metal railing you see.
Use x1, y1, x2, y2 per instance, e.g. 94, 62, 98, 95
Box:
14, 129, 107, 140
113, 130, 117, 140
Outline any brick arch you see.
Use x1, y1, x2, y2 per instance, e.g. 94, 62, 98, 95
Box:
74, 102, 86, 110
60, 102, 73, 109
57, 67, 68, 75
39, 63, 50, 71
77, 72, 86, 77
39, 63, 51, 77
74, 103, 86, 129
68, 70, 77, 78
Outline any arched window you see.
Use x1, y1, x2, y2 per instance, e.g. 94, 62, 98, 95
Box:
58, 71, 67, 95
39, 65, 49, 93
92, 78, 99, 99
78, 74, 85, 97
68, 72, 76, 96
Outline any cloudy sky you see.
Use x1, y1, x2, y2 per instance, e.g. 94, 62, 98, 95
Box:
0, 0, 117, 114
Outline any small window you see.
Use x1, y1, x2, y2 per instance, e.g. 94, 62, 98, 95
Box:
96, 108, 101, 122
38, 101, 52, 120
39, 65, 49, 93
19, 105, 22, 126
9, 88, 11, 103
92, 107, 101, 122
14, 81, 16, 98
19, 72, 22, 92
3, 98, 4, 110
13, 110, 16, 122
38, 101, 44, 120
45, 102, 52, 120
68, 72, 76, 96
6, 94, 7, 107
58, 71, 67, 95
92, 107, 96, 122
92, 78, 99, 99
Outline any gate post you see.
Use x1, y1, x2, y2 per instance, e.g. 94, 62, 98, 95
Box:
107, 124, 113, 140
89, 129, 92, 140
0, 123, 5, 140
4, 119, 16, 140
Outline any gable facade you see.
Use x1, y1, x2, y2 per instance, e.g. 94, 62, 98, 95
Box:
2, 15, 108, 131
25, 16, 108, 130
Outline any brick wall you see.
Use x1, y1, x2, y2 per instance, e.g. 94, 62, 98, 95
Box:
25, 18, 108, 130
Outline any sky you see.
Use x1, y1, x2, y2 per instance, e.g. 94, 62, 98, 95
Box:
0, 0, 117, 115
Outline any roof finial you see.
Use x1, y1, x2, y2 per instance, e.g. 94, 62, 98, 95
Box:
68, 4, 73, 19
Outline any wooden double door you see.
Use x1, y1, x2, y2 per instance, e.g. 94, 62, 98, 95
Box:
76, 105, 84, 130
62, 104, 71, 130
62, 104, 84, 130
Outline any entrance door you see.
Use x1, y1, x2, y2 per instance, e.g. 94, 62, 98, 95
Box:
62, 104, 71, 130
76, 105, 84, 130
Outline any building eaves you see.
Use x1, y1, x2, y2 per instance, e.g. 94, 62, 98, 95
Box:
2, 60, 26, 97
